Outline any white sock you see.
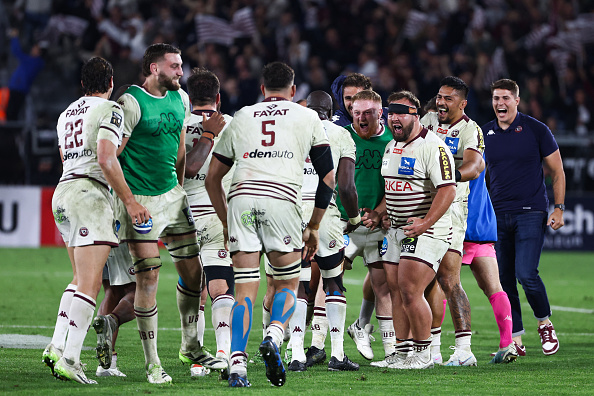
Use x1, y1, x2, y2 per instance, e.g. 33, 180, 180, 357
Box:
431, 327, 441, 355
378, 316, 396, 357
197, 305, 205, 347
111, 352, 118, 368
212, 294, 234, 356
454, 330, 472, 350
63, 291, 95, 364
288, 298, 307, 362
266, 323, 284, 348
51, 283, 76, 350
262, 303, 271, 339
310, 306, 328, 349
396, 339, 413, 357
229, 351, 248, 376
135, 304, 160, 366
326, 295, 347, 360
176, 283, 201, 351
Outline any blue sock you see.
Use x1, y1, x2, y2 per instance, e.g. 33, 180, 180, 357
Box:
230, 297, 253, 352
270, 288, 296, 325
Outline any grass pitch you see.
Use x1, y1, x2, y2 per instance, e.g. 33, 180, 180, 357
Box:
0, 248, 593, 395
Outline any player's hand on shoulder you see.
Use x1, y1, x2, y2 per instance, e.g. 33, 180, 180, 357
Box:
202, 112, 226, 137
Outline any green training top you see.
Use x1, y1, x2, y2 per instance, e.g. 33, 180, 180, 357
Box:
118, 86, 185, 196
336, 124, 393, 219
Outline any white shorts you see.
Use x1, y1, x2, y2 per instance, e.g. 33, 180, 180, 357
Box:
195, 214, 232, 267
52, 179, 118, 247
449, 200, 468, 255
383, 227, 449, 272
103, 242, 135, 285
114, 184, 196, 242
341, 221, 387, 266
227, 197, 302, 254
301, 203, 344, 258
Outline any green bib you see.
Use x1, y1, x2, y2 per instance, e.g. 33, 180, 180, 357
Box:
336, 124, 392, 219
120, 86, 184, 195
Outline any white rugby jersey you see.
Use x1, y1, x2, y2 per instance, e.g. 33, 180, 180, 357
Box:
213, 97, 329, 205
381, 128, 456, 240
57, 96, 124, 187
302, 119, 356, 204
421, 112, 484, 202
183, 110, 234, 218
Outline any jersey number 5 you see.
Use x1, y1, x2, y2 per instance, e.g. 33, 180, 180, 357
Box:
64, 119, 84, 149
261, 120, 275, 147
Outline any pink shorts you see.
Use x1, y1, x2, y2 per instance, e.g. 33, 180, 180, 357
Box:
462, 242, 496, 265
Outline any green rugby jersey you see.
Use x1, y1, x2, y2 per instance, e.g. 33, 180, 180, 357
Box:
336, 124, 393, 219
118, 85, 189, 196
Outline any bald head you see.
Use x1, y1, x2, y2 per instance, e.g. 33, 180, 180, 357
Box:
307, 90, 333, 120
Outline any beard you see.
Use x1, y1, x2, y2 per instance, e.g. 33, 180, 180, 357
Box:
158, 72, 180, 91
391, 121, 413, 142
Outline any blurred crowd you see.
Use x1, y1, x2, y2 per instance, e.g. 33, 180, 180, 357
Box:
2, 0, 594, 131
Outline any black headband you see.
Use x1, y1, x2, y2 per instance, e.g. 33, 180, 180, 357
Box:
388, 103, 418, 115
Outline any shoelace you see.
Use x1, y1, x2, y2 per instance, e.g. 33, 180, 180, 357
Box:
540, 326, 552, 342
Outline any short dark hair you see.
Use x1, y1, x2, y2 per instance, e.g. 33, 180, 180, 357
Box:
81, 57, 113, 95
343, 73, 372, 90
262, 62, 295, 91
491, 78, 519, 97
387, 90, 421, 109
352, 89, 382, 104
142, 43, 181, 77
187, 67, 220, 106
440, 76, 469, 99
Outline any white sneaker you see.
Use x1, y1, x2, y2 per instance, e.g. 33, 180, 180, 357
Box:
372, 352, 407, 368
444, 346, 477, 366
96, 365, 127, 377
42, 343, 63, 375
346, 321, 374, 360
391, 351, 434, 370
190, 364, 211, 377
54, 357, 97, 384
146, 363, 172, 384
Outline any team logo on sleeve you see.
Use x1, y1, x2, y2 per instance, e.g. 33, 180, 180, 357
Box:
398, 157, 416, 175
79, 227, 89, 237
438, 146, 453, 181
283, 235, 292, 245
110, 111, 122, 128
217, 249, 228, 258
445, 137, 459, 154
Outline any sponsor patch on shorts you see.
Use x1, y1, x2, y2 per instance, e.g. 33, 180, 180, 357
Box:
401, 237, 418, 253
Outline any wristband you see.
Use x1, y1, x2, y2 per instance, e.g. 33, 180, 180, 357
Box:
307, 222, 320, 230
348, 214, 361, 225
201, 131, 215, 141
455, 169, 461, 182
